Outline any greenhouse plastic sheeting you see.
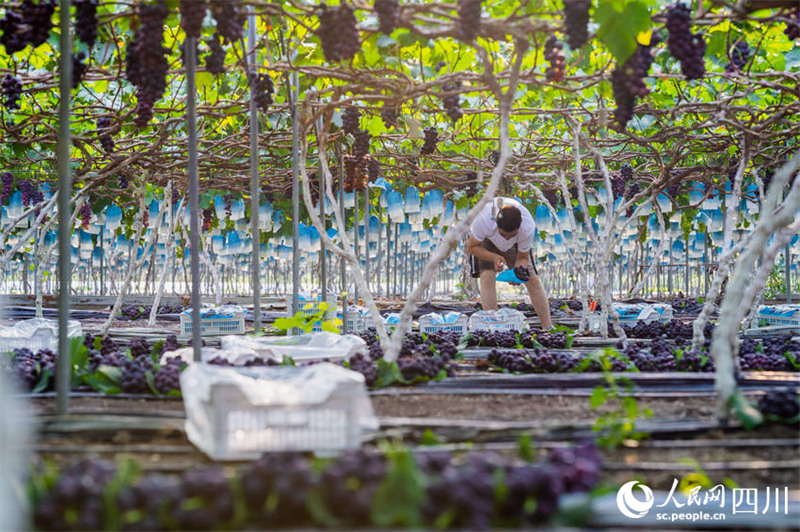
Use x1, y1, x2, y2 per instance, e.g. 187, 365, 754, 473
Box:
0, 318, 83, 355
218, 332, 366, 363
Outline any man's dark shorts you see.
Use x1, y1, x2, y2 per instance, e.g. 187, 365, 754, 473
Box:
470, 239, 539, 278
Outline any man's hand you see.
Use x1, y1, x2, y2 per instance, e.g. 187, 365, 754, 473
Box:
494, 254, 506, 272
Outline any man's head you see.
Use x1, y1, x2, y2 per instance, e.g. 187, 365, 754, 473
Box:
496, 205, 521, 239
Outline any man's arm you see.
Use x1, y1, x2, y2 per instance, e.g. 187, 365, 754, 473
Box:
467, 235, 506, 271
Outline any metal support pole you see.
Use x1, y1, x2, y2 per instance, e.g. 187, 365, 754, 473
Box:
363, 188, 369, 292
290, 71, 300, 318
785, 245, 792, 303
247, 6, 261, 331
376, 212, 382, 297
393, 224, 399, 296
187, 38, 202, 360
385, 219, 391, 297
685, 237, 690, 296
704, 234, 709, 295
56, 0, 73, 416
353, 189, 359, 304
320, 174, 327, 305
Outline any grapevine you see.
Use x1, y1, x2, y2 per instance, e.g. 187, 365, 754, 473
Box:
457, 0, 481, 42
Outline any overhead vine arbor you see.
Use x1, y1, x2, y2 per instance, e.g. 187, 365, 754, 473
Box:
1, 0, 800, 420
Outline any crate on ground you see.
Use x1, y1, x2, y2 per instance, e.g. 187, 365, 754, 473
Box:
419, 312, 468, 335
294, 295, 340, 333
382, 313, 412, 335
180, 305, 245, 338
181, 363, 378, 459
468, 308, 526, 333
344, 306, 374, 333
757, 305, 800, 327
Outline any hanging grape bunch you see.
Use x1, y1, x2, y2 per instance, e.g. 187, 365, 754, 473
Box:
74, 0, 98, 49
725, 40, 749, 72
118, 174, 128, 189
611, 37, 658, 128
366, 157, 380, 182
80, 200, 92, 229
209, 0, 244, 43
72, 52, 87, 89
2, 74, 22, 110
457, 0, 481, 41
0, 172, 13, 205
248, 73, 274, 111
543, 35, 566, 82
316, 2, 361, 63
420, 126, 439, 156
665, 173, 682, 200
374, 0, 399, 35
441, 81, 463, 123
611, 173, 625, 201
666, 3, 706, 80
223, 194, 233, 218
462, 170, 478, 198
205, 33, 226, 74
341, 106, 361, 136
308, 172, 320, 203
0, 0, 56, 54
489, 149, 500, 167
343, 155, 367, 193
352, 129, 371, 159
624, 181, 640, 217
180, 0, 207, 39
126, 1, 170, 127
96, 116, 115, 153
380, 102, 398, 128
542, 188, 559, 206
172, 186, 180, 205
202, 207, 213, 231
562, 0, 590, 49
18, 179, 35, 207
785, 8, 800, 40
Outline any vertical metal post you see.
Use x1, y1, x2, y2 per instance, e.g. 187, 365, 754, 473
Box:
353, 189, 359, 304
320, 173, 327, 305
393, 224, 399, 296
704, 234, 709, 295
338, 149, 346, 313
186, 38, 202, 360
685, 236, 690, 295
248, 6, 261, 332
668, 238, 673, 295
376, 212, 382, 297
56, 0, 73, 416
785, 245, 792, 303
363, 188, 369, 293
290, 72, 300, 318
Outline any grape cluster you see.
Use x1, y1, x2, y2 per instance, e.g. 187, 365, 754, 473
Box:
248, 72, 274, 111
457, 0, 481, 42
611, 39, 657, 128
0, 171, 13, 204
461, 170, 479, 198
121, 358, 149, 393
543, 35, 566, 82
421, 126, 439, 155
96, 116, 114, 153
367, 156, 380, 182
758, 388, 800, 420
154, 359, 182, 393
676, 348, 714, 372
726, 40, 749, 72
116, 474, 179, 531
126, 1, 170, 127
611, 173, 625, 200
241, 453, 315, 526
177, 467, 235, 529
343, 154, 367, 193
180, 0, 207, 39
2, 73, 22, 110
74, 0, 98, 49
7, 347, 56, 391
319, 449, 387, 524
397, 349, 454, 381
374, 0, 399, 35
665, 178, 682, 200
316, 2, 361, 63
380, 102, 398, 128
628, 337, 678, 371
33, 458, 117, 531
202, 207, 213, 231
80, 200, 92, 229
352, 128, 371, 159
784, 9, 800, 40
344, 352, 378, 386
0, 0, 56, 54
210, 0, 244, 43
562, 0, 590, 49
18, 179, 34, 206
205, 33, 226, 74
739, 335, 797, 372
524, 328, 568, 349
513, 265, 530, 282
669, 297, 704, 315
441, 80, 463, 123
624, 181, 640, 217
341, 106, 361, 135
72, 52, 87, 88
666, 3, 706, 80
128, 337, 152, 358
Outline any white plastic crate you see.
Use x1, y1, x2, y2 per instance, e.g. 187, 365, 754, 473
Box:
468, 309, 526, 333
419, 312, 468, 335
181, 363, 377, 459
344, 308, 374, 334
757, 305, 800, 327
612, 303, 673, 325
180, 308, 245, 338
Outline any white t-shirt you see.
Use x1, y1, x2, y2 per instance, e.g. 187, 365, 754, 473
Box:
470, 197, 535, 252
